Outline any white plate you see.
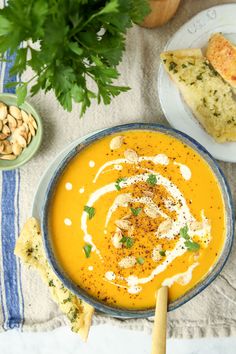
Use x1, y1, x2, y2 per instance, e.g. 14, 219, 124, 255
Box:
158, 4, 236, 162
32, 131, 101, 218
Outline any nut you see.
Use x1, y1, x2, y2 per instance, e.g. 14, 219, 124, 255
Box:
0, 133, 8, 140
124, 149, 139, 163
21, 109, 29, 123
28, 122, 35, 136
152, 245, 163, 262
157, 218, 173, 236
0, 154, 16, 160
111, 229, 123, 249
1, 140, 13, 155
17, 119, 23, 127
29, 114, 37, 129
110, 135, 124, 150
115, 219, 132, 230
9, 105, 22, 120
12, 142, 22, 156
0, 102, 7, 120
118, 256, 136, 269
7, 114, 17, 131
0, 103, 37, 162
144, 204, 159, 218
2, 124, 10, 136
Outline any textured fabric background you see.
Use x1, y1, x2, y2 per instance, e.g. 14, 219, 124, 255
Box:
0, 0, 236, 338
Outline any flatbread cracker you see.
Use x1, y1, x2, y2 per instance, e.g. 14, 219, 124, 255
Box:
14, 217, 94, 340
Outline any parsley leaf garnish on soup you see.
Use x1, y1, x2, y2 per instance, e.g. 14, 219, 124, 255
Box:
147, 174, 157, 185
83, 244, 92, 258
131, 207, 142, 216
136, 257, 145, 265
115, 177, 126, 191
84, 206, 95, 219
120, 236, 135, 249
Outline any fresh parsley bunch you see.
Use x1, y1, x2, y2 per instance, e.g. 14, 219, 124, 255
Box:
0, 0, 150, 115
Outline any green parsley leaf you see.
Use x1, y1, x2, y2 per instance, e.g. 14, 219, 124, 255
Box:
16, 84, 27, 106
147, 174, 157, 185
83, 244, 92, 258
84, 206, 95, 220
180, 225, 190, 240
49, 280, 55, 287
120, 236, 134, 248
0, 0, 150, 116
131, 207, 142, 216
184, 240, 200, 252
159, 250, 166, 257
136, 257, 145, 265
115, 177, 126, 191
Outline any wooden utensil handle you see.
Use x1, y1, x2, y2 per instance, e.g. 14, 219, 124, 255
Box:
151, 286, 168, 354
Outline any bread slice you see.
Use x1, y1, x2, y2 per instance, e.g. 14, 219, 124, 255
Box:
14, 218, 94, 340
160, 49, 236, 142
206, 33, 236, 93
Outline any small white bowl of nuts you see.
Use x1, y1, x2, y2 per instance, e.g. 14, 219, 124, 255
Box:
0, 93, 42, 170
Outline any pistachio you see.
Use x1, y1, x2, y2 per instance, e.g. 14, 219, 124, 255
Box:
124, 149, 139, 163
110, 135, 124, 150
9, 105, 22, 120
0, 154, 17, 160
0, 102, 7, 120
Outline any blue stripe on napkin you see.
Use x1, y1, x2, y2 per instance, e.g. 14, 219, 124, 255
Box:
1, 171, 21, 329
0, 49, 24, 329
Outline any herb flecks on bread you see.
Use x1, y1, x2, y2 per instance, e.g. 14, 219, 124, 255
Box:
207, 33, 236, 93
14, 218, 94, 341
160, 49, 236, 143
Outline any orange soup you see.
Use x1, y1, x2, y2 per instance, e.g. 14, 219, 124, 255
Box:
49, 130, 226, 309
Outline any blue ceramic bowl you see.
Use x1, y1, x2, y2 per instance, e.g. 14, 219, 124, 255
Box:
41, 123, 234, 318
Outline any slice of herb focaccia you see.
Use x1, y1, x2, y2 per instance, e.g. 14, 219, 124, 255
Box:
14, 218, 94, 341
160, 49, 236, 142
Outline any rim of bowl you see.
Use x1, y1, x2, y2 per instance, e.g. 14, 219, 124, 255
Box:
0, 93, 43, 170
41, 123, 235, 319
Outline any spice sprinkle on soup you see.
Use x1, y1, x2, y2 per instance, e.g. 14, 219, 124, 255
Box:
50, 130, 225, 309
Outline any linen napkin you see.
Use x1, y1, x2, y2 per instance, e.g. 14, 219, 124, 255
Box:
0, 0, 236, 338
